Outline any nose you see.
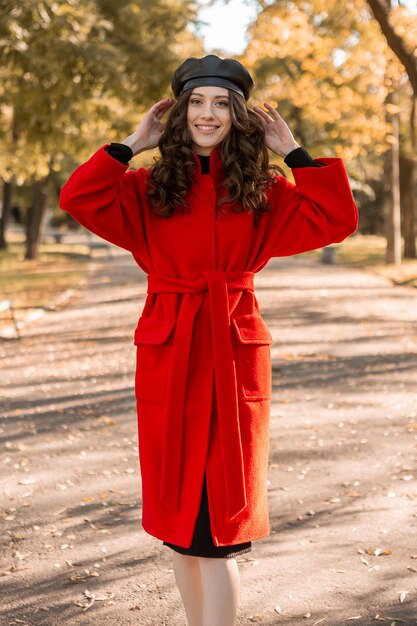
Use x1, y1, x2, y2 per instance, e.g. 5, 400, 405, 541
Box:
200, 102, 215, 119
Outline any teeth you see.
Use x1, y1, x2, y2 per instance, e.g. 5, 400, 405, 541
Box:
196, 125, 219, 130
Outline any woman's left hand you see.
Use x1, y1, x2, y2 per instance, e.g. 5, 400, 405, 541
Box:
252, 102, 300, 158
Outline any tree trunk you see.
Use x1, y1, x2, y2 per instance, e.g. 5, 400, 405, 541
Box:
401, 155, 416, 258
24, 178, 49, 260
367, 0, 417, 98
402, 95, 417, 259
385, 87, 401, 264
0, 180, 12, 250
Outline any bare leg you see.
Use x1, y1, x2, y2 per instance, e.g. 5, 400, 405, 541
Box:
199, 556, 240, 626
172, 551, 203, 626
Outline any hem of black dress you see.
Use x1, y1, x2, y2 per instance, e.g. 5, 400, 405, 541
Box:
163, 541, 252, 559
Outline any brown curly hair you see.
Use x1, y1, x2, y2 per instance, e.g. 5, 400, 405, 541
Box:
146, 90, 286, 226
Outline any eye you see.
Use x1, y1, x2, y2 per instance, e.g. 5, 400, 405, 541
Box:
216, 101, 229, 107
190, 98, 202, 105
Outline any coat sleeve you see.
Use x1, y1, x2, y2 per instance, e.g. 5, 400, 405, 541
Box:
59, 144, 148, 254
264, 157, 359, 258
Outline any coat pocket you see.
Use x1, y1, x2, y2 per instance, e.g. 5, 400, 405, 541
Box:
231, 314, 273, 401
134, 317, 176, 403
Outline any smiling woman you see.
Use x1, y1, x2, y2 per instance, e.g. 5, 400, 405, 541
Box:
145, 57, 288, 225
187, 87, 232, 155
59, 53, 358, 626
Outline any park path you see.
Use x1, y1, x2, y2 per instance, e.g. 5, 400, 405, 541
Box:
1, 248, 417, 626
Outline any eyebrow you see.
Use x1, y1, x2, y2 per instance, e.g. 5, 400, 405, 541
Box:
191, 92, 230, 99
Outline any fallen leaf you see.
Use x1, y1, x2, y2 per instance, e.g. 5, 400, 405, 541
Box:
13, 551, 31, 561
365, 547, 392, 556
5, 442, 27, 452
68, 570, 100, 584
11, 533, 25, 541
98, 416, 116, 426
398, 590, 408, 603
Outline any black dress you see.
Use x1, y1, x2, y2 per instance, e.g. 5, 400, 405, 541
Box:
163, 470, 252, 558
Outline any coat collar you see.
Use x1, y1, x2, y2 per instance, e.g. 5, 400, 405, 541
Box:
192, 148, 224, 187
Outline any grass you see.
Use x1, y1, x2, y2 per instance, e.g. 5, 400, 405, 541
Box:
303, 234, 417, 287
0, 236, 91, 310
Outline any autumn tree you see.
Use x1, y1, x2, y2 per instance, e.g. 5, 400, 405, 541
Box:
0, 0, 200, 258
366, 0, 417, 258
243, 1, 389, 204
243, 0, 416, 260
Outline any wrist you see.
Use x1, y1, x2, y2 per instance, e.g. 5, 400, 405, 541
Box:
281, 142, 301, 158
121, 134, 147, 156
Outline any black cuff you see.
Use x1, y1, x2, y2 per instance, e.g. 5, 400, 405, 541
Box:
104, 142, 133, 165
284, 146, 323, 168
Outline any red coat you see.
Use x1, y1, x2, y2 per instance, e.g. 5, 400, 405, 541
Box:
59, 145, 358, 548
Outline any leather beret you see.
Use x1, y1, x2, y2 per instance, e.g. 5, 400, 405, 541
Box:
171, 54, 254, 100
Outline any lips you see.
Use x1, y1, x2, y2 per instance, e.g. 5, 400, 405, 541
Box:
195, 124, 220, 133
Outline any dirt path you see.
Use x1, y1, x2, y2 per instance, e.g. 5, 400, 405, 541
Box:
1, 250, 417, 626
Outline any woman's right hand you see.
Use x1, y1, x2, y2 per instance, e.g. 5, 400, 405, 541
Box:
121, 98, 175, 156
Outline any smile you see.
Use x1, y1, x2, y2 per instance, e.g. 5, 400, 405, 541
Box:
195, 125, 220, 132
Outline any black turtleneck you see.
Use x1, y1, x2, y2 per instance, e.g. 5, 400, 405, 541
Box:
198, 154, 210, 174
104, 143, 323, 169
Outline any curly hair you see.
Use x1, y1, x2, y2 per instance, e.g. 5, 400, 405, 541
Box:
146, 90, 286, 226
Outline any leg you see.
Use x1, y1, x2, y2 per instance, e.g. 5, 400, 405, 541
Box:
199, 556, 240, 626
172, 551, 203, 626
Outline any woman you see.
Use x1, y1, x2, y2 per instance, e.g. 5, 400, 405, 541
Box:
60, 54, 358, 625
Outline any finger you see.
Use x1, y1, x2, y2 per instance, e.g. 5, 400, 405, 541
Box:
151, 98, 174, 115
263, 102, 282, 119
153, 99, 175, 119
252, 106, 273, 124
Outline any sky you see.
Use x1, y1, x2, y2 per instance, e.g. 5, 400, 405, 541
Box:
196, 0, 417, 55
196, 0, 259, 55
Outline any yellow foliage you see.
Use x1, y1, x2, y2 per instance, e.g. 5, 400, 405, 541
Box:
242, 0, 415, 188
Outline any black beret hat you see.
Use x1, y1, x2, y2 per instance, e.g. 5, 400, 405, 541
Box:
171, 54, 254, 101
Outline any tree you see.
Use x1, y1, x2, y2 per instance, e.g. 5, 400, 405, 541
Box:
366, 0, 417, 96
243, 0, 390, 187
243, 0, 417, 259
0, 0, 200, 257
385, 77, 401, 264
366, 0, 417, 258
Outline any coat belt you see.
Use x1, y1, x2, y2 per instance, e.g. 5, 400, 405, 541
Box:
147, 270, 255, 520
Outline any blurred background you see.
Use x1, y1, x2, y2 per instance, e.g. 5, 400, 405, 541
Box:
1, 0, 417, 325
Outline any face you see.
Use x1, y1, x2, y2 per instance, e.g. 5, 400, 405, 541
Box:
186, 86, 232, 156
